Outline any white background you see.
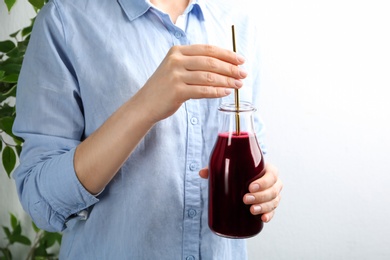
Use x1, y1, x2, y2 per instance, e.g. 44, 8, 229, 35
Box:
1, 0, 390, 259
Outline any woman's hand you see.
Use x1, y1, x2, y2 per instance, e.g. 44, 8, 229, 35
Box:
199, 163, 283, 223
135, 44, 248, 124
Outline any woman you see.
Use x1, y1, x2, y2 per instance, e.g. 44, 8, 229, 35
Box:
13, 0, 283, 258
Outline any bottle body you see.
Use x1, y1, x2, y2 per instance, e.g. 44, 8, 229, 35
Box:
208, 102, 265, 238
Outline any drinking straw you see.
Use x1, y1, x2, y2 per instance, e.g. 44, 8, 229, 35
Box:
231, 25, 241, 135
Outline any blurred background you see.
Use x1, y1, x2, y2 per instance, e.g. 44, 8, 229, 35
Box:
1, 0, 390, 259
248, 0, 390, 259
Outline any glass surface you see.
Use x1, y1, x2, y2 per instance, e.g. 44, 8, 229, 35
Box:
208, 102, 265, 238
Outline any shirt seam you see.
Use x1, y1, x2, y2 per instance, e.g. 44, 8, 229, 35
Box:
51, 0, 68, 46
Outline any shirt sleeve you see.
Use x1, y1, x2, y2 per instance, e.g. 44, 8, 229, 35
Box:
12, 2, 99, 232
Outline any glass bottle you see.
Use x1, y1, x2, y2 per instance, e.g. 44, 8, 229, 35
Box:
208, 101, 265, 238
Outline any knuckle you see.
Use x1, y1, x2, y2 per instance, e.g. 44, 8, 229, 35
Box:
279, 179, 284, 192
169, 53, 182, 65
170, 45, 182, 53
199, 85, 210, 96
230, 64, 238, 76
274, 196, 280, 207
205, 72, 215, 83
204, 44, 217, 55
213, 88, 224, 98
226, 77, 234, 88
271, 186, 279, 199
273, 196, 280, 210
206, 57, 218, 70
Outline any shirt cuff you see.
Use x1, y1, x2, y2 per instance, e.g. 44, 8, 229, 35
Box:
40, 148, 99, 223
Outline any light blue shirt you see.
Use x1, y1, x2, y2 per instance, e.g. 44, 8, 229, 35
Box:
13, 0, 265, 259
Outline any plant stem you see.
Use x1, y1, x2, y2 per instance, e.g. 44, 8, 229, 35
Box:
25, 230, 44, 260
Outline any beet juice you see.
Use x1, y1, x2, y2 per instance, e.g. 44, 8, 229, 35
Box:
208, 102, 265, 238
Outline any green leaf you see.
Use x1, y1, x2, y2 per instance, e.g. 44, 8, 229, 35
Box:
12, 135, 23, 146
33, 244, 49, 257
0, 40, 15, 53
0, 248, 12, 259
21, 25, 33, 37
4, 0, 17, 13
0, 116, 15, 137
2, 146, 16, 177
28, 0, 45, 10
15, 144, 23, 156
9, 30, 21, 38
0, 84, 17, 102
13, 223, 21, 236
0, 84, 17, 99
32, 221, 40, 233
10, 213, 17, 230
0, 64, 22, 75
4, 47, 21, 59
53, 231, 62, 244
0, 56, 24, 68
13, 235, 31, 245
0, 104, 15, 118
2, 227, 11, 240
0, 74, 18, 83
42, 231, 58, 248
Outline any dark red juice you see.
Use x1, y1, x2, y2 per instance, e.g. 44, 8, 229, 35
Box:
208, 131, 265, 238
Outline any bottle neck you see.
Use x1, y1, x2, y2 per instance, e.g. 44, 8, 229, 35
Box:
218, 102, 256, 136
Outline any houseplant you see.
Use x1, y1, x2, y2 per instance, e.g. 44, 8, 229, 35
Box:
1, 1, 62, 259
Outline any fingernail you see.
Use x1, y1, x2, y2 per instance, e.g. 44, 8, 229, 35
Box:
224, 88, 232, 95
245, 195, 255, 203
253, 205, 262, 214
250, 183, 260, 192
239, 68, 248, 78
235, 79, 243, 88
237, 54, 245, 63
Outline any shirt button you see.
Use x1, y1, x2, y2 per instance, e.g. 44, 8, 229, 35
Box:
189, 163, 197, 171
190, 117, 198, 125
188, 209, 197, 218
174, 31, 182, 38
186, 256, 195, 260
76, 210, 89, 220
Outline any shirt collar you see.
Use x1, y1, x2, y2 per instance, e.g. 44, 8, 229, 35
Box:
117, 0, 205, 22
117, 0, 150, 21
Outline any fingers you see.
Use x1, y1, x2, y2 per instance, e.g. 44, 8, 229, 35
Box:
243, 164, 283, 222
141, 44, 247, 122
169, 45, 247, 95
183, 57, 247, 82
200, 163, 282, 223
261, 210, 275, 223
249, 193, 282, 221
183, 69, 245, 89
249, 164, 279, 193
178, 44, 245, 65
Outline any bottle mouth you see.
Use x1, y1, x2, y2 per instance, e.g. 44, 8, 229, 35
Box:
218, 101, 256, 112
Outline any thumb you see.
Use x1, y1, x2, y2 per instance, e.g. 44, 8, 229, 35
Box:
199, 167, 209, 179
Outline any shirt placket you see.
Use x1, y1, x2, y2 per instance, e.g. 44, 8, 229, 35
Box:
154, 8, 204, 260
182, 100, 202, 260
